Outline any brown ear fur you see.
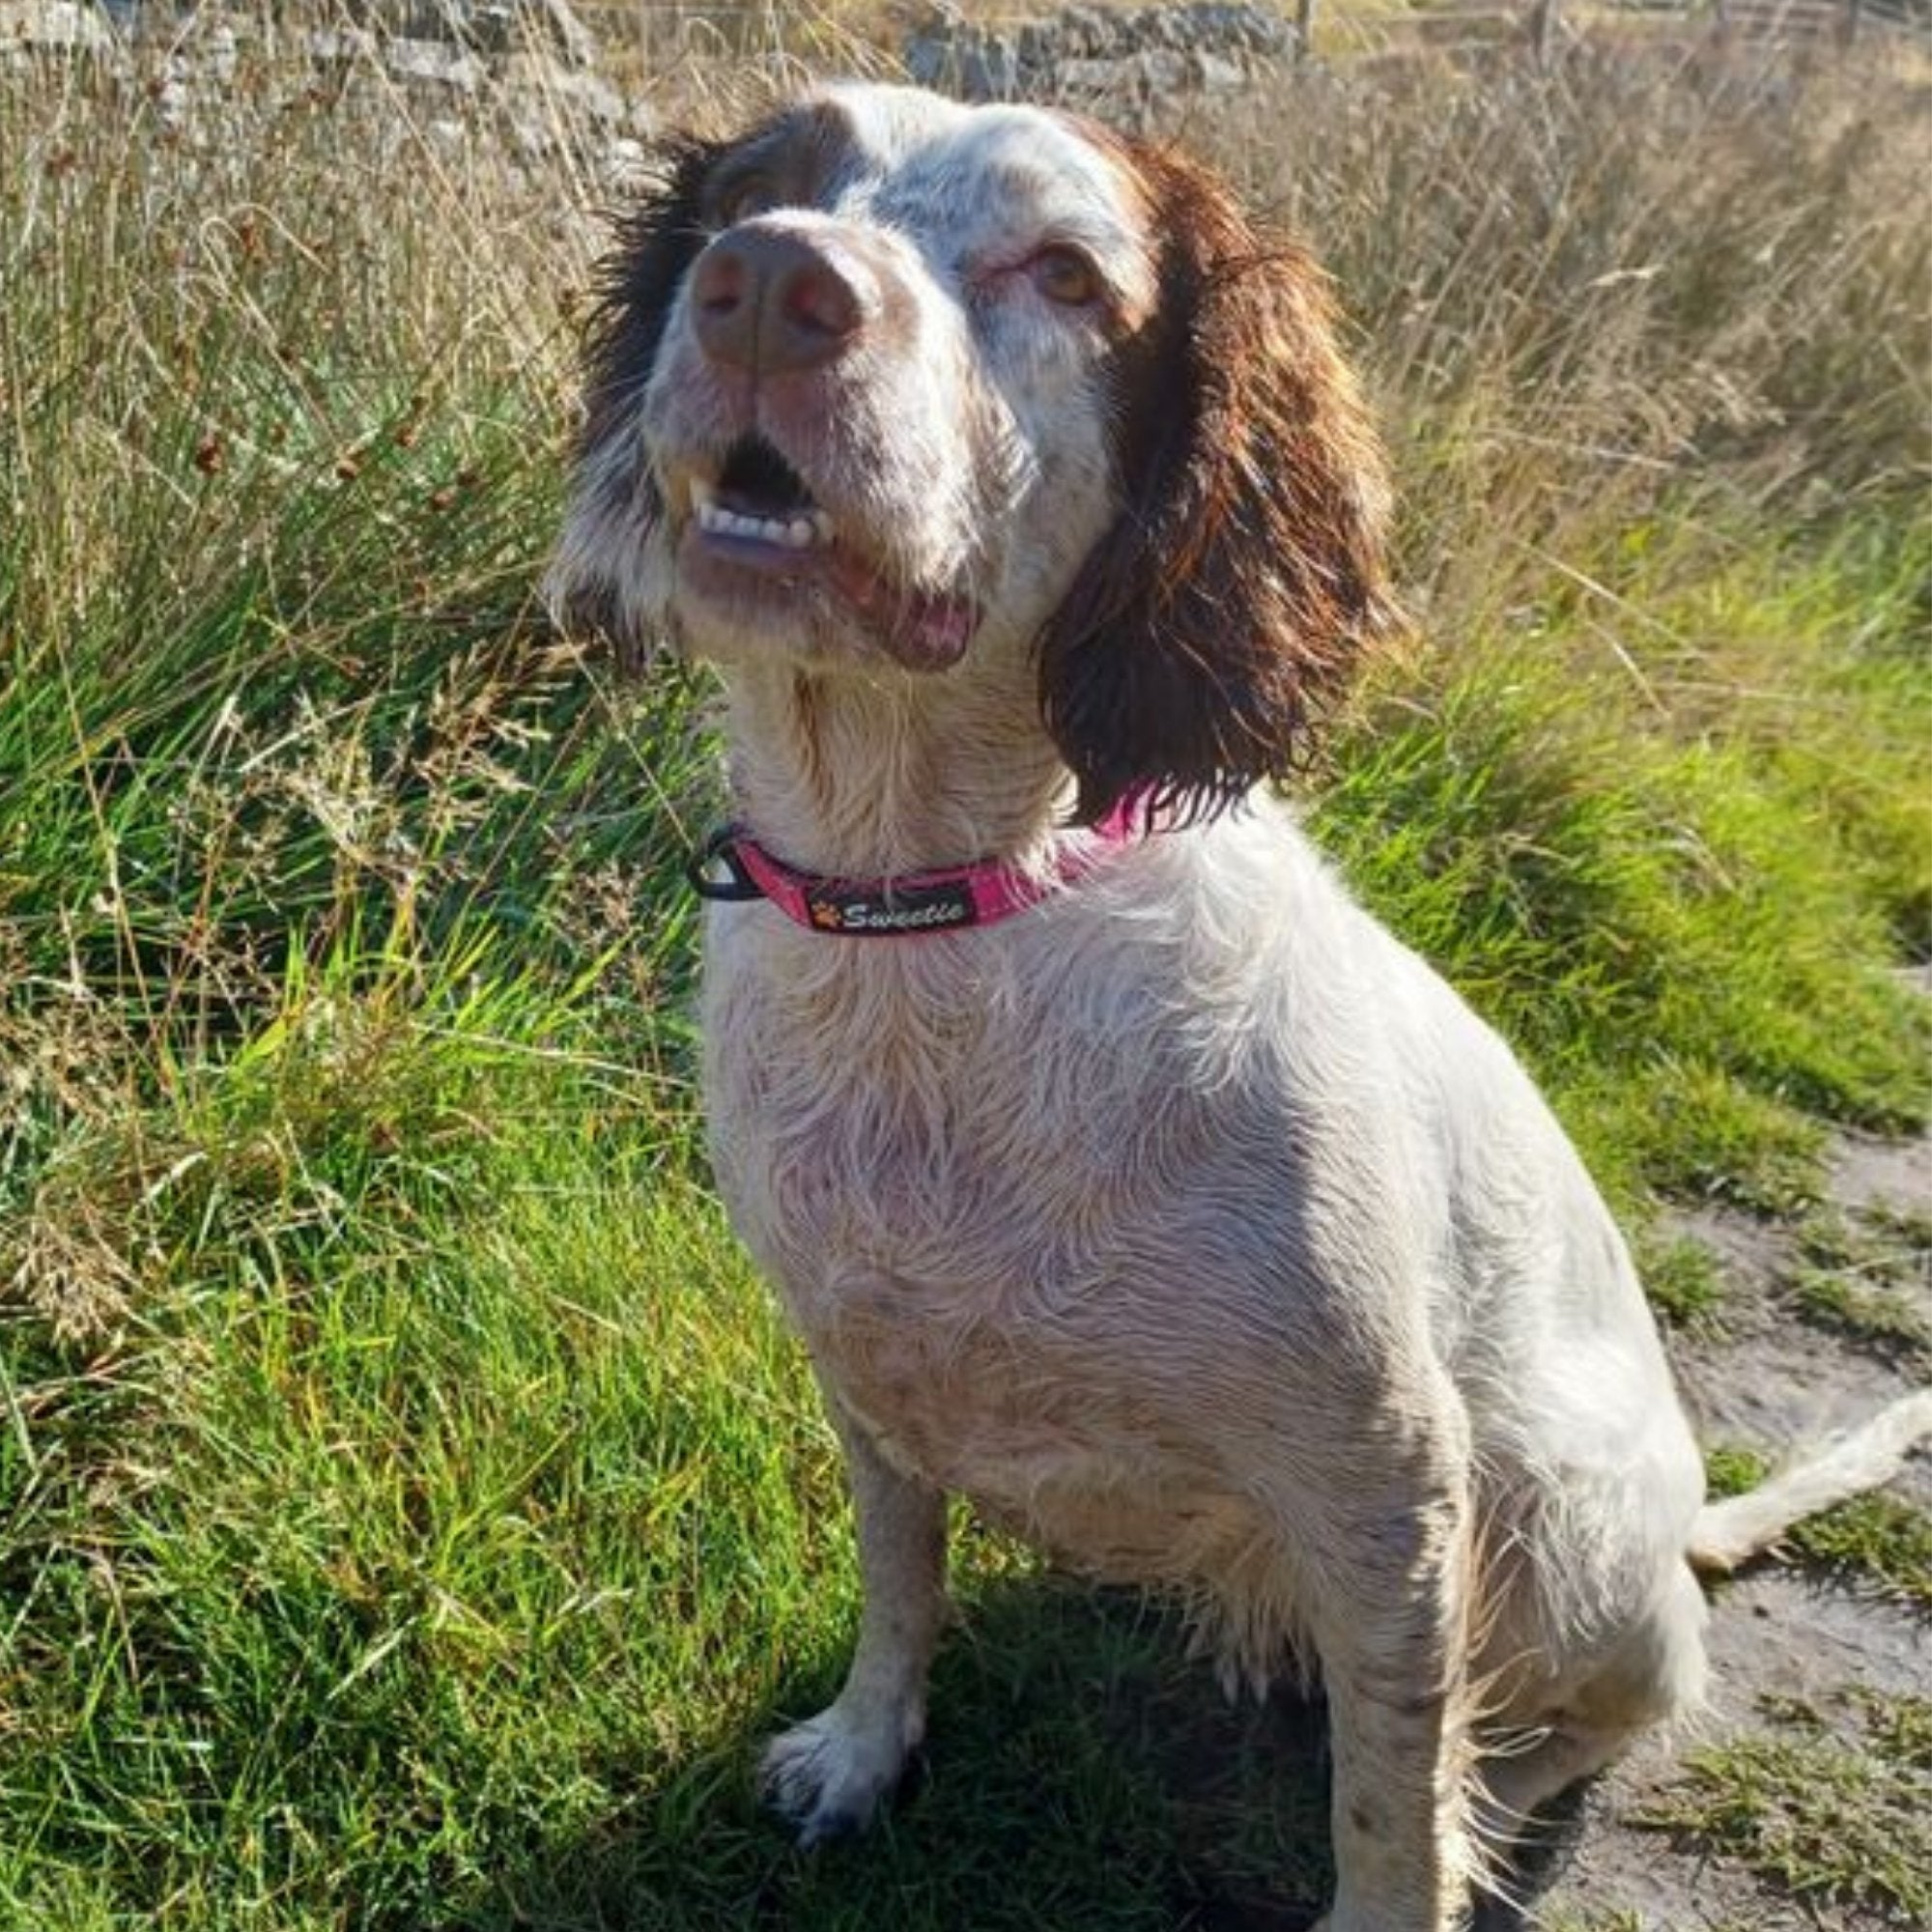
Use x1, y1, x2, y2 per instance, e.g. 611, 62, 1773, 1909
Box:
1037, 143, 1397, 825
550, 138, 725, 669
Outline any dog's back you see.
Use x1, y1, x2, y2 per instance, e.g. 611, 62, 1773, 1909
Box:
551, 79, 1932, 1931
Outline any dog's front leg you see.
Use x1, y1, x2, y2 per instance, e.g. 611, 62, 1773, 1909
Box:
1308, 1429, 1478, 1932
761, 1388, 950, 1845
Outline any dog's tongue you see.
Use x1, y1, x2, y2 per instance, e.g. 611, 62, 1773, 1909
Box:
826, 548, 976, 668
896, 594, 977, 667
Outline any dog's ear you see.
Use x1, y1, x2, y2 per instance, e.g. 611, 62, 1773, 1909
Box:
546, 138, 725, 672
1037, 144, 1397, 825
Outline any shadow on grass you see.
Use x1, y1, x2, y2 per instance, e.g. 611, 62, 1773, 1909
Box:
458, 1577, 1336, 1932
443, 1568, 1603, 1932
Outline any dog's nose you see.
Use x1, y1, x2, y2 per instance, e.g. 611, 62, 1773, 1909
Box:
691, 228, 864, 376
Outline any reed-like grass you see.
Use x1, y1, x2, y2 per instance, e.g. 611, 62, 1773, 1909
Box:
1, 18, 1927, 1929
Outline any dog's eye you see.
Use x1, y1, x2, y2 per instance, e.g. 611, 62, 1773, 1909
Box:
1026, 245, 1101, 308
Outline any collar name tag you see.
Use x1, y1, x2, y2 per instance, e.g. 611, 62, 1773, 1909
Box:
686, 784, 1163, 939
806, 882, 978, 934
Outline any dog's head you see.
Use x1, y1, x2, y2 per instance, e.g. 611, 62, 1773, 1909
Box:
551, 82, 1395, 822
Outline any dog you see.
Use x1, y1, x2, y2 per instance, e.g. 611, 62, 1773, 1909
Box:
549, 81, 1932, 1930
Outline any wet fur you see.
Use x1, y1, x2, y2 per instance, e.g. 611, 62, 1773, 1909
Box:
550, 83, 1932, 1931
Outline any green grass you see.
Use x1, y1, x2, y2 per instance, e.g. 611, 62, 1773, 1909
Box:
1312, 534, 1932, 1209
3, 20, 1931, 1932
1785, 1494, 1932, 1612
1793, 1268, 1932, 1364
1702, 1442, 1774, 1502
1634, 1231, 1727, 1334
1637, 1692, 1932, 1921
1790, 1210, 1932, 1364
1702, 1447, 1932, 1609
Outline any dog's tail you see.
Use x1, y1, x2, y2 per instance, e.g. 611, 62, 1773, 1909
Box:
1688, 1388, 1932, 1575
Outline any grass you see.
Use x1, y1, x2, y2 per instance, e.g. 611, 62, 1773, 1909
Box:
1634, 1231, 1727, 1334
1638, 1691, 1932, 1922
1790, 1209, 1932, 1363
1793, 1268, 1932, 1363
1703, 1446, 1932, 1609
2, 14, 1931, 1931
1785, 1493, 1932, 1611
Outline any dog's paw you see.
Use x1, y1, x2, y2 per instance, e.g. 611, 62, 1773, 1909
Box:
758, 1706, 914, 1847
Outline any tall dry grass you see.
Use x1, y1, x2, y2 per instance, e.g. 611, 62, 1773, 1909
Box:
1194, 40, 1931, 590
1, 20, 1928, 1931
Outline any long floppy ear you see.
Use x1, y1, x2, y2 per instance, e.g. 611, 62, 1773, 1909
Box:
1037, 143, 1398, 825
545, 138, 725, 672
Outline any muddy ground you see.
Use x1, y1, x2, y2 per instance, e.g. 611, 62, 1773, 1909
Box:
1516, 1115, 1932, 1931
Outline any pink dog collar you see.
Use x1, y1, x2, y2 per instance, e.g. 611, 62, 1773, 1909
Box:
688, 790, 1157, 938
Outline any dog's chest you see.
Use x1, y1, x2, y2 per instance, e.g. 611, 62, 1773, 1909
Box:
701, 925, 1264, 1570
792, 1248, 1259, 1597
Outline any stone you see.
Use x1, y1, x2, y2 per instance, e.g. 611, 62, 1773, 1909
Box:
498, 48, 630, 127
957, 37, 1020, 99
384, 34, 484, 89
440, 0, 597, 67
307, 26, 380, 66
1, 0, 116, 56
901, 3, 1295, 108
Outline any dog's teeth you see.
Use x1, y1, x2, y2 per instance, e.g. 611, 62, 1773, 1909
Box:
690, 475, 716, 509
696, 498, 833, 550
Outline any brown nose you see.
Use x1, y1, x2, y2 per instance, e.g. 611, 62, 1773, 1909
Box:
690, 227, 865, 376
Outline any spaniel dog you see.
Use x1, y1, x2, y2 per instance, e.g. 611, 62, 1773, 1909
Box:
550, 82, 1932, 1929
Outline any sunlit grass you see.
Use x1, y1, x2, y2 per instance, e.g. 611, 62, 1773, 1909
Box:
2, 18, 1929, 1929
1639, 1690, 1932, 1919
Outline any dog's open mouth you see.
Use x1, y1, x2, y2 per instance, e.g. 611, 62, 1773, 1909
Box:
693, 435, 835, 554
684, 434, 979, 668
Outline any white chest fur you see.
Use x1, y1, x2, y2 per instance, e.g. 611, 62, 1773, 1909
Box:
695, 846, 1357, 1662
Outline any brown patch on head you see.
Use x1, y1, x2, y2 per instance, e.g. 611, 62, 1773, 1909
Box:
578, 99, 866, 464
555, 101, 868, 668
697, 97, 864, 231
1036, 135, 1398, 825
551, 135, 721, 668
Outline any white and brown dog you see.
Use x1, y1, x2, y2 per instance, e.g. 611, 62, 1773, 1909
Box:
550, 82, 1932, 1930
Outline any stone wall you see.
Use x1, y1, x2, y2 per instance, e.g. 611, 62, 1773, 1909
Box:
0, 0, 649, 162
1, 2, 1306, 169
903, 3, 1299, 109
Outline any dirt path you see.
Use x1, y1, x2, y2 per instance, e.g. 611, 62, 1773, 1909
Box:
1520, 1114, 1932, 1930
